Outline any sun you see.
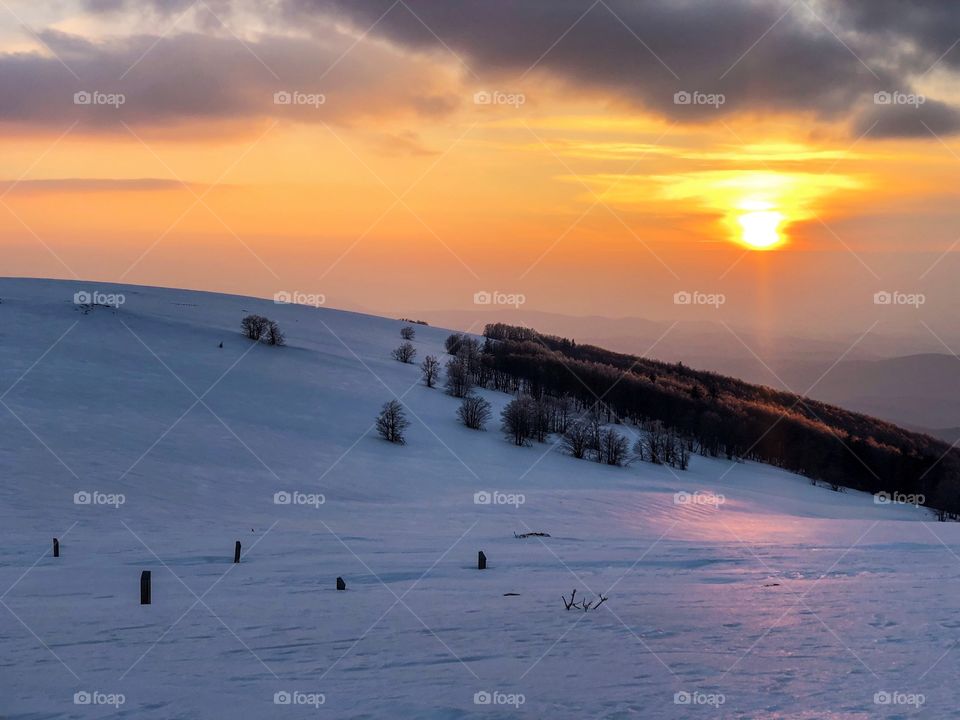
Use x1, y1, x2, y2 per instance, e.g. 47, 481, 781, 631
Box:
738, 208, 785, 249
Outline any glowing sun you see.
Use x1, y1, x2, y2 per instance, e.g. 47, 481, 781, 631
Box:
737, 207, 785, 249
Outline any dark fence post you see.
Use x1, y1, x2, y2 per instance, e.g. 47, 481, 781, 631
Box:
234, 541, 241, 564
336, 577, 346, 591
140, 571, 151, 605
53, 538, 59, 558
478, 551, 487, 570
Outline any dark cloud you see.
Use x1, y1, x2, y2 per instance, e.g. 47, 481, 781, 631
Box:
0, 28, 459, 131
280, 0, 960, 136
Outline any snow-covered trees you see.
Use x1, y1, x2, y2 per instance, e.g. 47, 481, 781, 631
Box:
444, 357, 473, 397
400, 325, 416, 340
562, 419, 591, 459
458, 395, 491, 430
241, 314, 270, 341
242, 314, 284, 346
420, 355, 440, 388
392, 342, 417, 364
376, 400, 410, 444
501, 395, 537, 446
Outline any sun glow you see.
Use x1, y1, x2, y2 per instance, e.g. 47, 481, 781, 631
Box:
737, 201, 785, 250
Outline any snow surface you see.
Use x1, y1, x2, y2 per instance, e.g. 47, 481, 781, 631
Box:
0, 277, 957, 719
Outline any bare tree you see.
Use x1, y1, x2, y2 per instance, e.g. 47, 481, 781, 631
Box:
458, 394, 492, 430
400, 325, 416, 340
563, 420, 592, 459
600, 427, 629, 466
444, 357, 473, 397
420, 355, 440, 388
391, 342, 417, 364
501, 395, 536, 446
376, 400, 410, 444
241, 314, 270, 341
265, 320, 285, 346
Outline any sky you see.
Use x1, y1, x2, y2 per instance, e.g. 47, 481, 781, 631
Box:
2, 0, 960, 339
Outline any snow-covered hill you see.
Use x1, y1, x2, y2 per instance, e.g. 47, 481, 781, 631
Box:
0, 278, 955, 719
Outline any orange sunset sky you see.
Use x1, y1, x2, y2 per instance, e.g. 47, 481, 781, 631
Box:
2, 0, 959, 335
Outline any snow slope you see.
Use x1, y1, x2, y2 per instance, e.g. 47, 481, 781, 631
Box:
0, 277, 957, 719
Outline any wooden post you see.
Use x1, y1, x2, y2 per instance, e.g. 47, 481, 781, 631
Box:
478, 551, 487, 570
140, 571, 151, 605
336, 577, 346, 591
234, 541, 241, 564
52, 538, 59, 558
